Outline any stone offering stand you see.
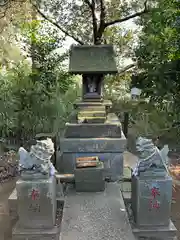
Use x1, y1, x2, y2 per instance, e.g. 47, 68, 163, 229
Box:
8, 44, 177, 240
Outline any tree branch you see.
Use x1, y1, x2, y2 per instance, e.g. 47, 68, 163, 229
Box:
119, 63, 136, 75
105, 1, 149, 27
84, 0, 92, 9
0, 0, 9, 7
0, 1, 8, 19
84, 0, 98, 44
96, 0, 106, 44
31, 1, 84, 45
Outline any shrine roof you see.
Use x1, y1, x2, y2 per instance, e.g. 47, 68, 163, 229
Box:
69, 45, 118, 74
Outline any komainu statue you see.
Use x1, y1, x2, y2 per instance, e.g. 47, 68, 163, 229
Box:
18, 138, 56, 176
133, 137, 169, 176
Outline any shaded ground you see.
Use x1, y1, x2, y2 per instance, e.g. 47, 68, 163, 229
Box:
0, 179, 16, 240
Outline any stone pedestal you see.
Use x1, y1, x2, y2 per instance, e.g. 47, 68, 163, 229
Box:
57, 110, 126, 181
17, 175, 56, 229
58, 134, 126, 181
132, 174, 172, 227
12, 175, 61, 240
75, 162, 105, 192
131, 173, 177, 239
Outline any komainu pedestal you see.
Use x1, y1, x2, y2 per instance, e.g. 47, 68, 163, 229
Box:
16, 175, 56, 229
12, 138, 61, 240
12, 175, 60, 240
132, 174, 172, 227
131, 137, 177, 239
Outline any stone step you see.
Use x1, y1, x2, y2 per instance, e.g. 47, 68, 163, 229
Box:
132, 220, 177, 239
78, 110, 106, 118
60, 135, 126, 153
78, 117, 106, 123
12, 218, 61, 240
74, 100, 112, 109
64, 123, 121, 138
77, 106, 106, 112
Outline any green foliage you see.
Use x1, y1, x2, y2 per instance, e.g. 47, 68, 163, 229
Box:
0, 18, 79, 142
134, 0, 180, 106
0, 62, 80, 140
33, 0, 143, 51
112, 99, 180, 146
20, 19, 74, 91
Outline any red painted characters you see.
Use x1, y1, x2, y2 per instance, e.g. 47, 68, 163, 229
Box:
31, 189, 40, 201
149, 186, 160, 210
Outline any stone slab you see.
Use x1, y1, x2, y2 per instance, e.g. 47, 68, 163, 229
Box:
57, 152, 124, 181
131, 175, 172, 227
64, 123, 121, 138
76, 105, 106, 111
83, 96, 102, 102
59, 182, 135, 240
78, 110, 106, 118
78, 116, 107, 123
12, 222, 60, 240
60, 134, 126, 153
16, 176, 56, 229
8, 188, 18, 219
74, 100, 112, 109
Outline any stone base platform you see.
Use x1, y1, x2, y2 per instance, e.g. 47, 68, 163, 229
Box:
59, 182, 135, 240
12, 222, 60, 240
64, 122, 122, 138
123, 192, 177, 240
132, 220, 177, 239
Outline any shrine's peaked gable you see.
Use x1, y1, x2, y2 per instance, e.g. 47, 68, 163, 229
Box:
69, 44, 118, 74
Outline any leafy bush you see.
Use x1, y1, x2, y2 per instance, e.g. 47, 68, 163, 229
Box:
112, 98, 180, 147
0, 61, 80, 142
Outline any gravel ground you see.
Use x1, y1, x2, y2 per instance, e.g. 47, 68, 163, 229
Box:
0, 151, 18, 183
